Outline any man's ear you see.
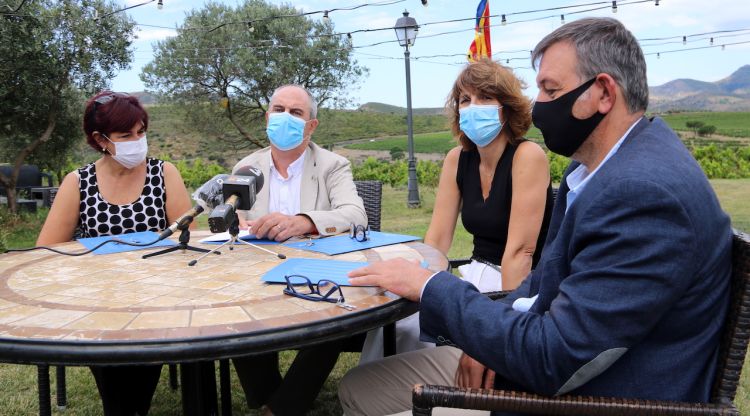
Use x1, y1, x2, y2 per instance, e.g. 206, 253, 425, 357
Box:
596, 73, 618, 114
306, 118, 319, 137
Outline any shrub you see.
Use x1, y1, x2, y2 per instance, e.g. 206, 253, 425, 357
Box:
698, 125, 717, 137
159, 154, 226, 188
390, 147, 405, 161
352, 157, 441, 187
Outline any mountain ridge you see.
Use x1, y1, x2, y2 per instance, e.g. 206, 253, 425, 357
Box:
649, 65, 750, 112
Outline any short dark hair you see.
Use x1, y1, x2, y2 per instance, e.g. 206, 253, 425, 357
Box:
531, 17, 648, 113
446, 58, 532, 150
83, 91, 149, 152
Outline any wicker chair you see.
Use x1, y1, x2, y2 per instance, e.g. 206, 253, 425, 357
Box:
412, 229, 750, 416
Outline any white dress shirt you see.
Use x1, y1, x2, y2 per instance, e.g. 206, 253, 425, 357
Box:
268, 149, 307, 215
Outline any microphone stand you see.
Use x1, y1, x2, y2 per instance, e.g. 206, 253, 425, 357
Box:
143, 227, 215, 259
188, 212, 286, 267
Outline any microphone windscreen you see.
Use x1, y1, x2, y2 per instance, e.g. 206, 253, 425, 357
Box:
234, 165, 264, 192
192, 174, 229, 209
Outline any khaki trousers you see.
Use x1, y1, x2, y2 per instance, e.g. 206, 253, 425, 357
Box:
339, 346, 490, 416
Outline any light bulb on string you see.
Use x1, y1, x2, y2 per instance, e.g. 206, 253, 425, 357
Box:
157, 0, 163, 10
612, 1, 617, 13
655, 0, 659, 5
421, 0, 428, 6
560, 14, 565, 24
323, 10, 330, 23
710, 37, 714, 45
501, 14, 506, 25
682, 36, 687, 45
722, 44, 726, 50
657, 52, 660, 59
247, 22, 254, 32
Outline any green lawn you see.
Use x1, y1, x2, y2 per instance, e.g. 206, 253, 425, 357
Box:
0, 180, 749, 414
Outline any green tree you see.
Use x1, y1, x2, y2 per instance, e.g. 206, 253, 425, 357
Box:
141, 0, 366, 149
0, 0, 135, 212
698, 125, 717, 137
685, 120, 705, 136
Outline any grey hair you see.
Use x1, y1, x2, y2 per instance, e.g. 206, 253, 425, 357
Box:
270, 84, 318, 119
531, 17, 648, 113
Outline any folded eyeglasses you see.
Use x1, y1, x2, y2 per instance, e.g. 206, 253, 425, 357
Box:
283, 274, 356, 310
349, 223, 370, 242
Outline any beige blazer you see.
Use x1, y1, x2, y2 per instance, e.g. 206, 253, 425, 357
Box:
232, 142, 367, 236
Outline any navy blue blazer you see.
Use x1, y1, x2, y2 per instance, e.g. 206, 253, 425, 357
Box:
420, 117, 732, 402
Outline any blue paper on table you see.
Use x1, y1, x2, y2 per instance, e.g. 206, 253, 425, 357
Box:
261, 258, 370, 286
77, 231, 176, 255
198, 230, 279, 245
283, 231, 420, 255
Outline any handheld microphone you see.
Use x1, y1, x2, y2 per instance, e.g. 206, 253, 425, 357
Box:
157, 205, 204, 241
208, 165, 264, 233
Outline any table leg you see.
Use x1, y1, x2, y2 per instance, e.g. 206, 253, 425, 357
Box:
37, 365, 51, 416
180, 362, 218, 416
383, 322, 397, 357
56, 366, 67, 409
219, 359, 232, 416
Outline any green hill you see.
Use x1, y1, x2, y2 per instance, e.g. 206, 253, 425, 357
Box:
358, 102, 445, 115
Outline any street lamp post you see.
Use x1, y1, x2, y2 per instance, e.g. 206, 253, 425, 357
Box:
394, 10, 421, 208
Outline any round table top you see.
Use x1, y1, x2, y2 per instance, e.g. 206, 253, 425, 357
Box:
0, 231, 447, 365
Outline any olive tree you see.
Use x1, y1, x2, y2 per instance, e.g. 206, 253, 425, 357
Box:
141, 0, 366, 149
0, 0, 135, 212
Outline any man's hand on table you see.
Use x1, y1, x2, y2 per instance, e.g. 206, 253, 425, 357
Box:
455, 352, 495, 389
347, 258, 432, 302
245, 212, 315, 242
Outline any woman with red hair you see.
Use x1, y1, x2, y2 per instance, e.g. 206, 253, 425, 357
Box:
37, 91, 192, 415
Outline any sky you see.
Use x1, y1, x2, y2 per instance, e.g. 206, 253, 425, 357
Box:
112, 0, 750, 109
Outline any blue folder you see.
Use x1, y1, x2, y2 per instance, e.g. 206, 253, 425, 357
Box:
261, 258, 372, 286
283, 231, 420, 255
262, 258, 428, 287
77, 231, 176, 255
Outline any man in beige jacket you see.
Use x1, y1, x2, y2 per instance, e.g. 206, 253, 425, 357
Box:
232, 84, 367, 416
233, 84, 366, 241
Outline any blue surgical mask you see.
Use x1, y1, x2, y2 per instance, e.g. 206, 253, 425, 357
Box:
459, 104, 503, 147
266, 112, 307, 151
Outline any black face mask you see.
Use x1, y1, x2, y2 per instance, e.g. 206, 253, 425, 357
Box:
532, 77, 605, 157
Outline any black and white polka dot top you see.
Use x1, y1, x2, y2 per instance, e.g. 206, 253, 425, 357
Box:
77, 158, 168, 237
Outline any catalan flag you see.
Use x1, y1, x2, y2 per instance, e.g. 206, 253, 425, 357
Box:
468, 0, 492, 62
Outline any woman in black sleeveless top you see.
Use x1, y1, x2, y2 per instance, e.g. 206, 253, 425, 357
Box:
426, 59, 553, 292
422, 59, 554, 387
360, 59, 554, 367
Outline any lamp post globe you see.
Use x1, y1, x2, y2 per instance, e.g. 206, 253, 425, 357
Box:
393, 10, 421, 208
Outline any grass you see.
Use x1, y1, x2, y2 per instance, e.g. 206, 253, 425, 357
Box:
1, 180, 749, 414
344, 129, 543, 154
659, 112, 750, 139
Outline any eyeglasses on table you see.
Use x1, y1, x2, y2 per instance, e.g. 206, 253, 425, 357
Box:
283, 274, 356, 310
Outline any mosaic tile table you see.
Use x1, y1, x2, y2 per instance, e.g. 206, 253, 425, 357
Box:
0, 231, 447, 415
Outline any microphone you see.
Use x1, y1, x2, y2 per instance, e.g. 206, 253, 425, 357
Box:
191, 174, 230, 210
156, 173, 230, 242
208, 165, 264, 233
157, 205, 204, 241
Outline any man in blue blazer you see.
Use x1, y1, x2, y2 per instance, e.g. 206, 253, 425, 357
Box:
339, 17, 732, 416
